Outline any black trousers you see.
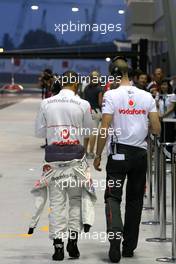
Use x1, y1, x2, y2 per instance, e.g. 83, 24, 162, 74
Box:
105, 144, 147, 251
160, 122, 176, 153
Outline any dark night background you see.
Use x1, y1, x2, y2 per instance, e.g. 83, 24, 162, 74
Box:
0, 0, 126, 50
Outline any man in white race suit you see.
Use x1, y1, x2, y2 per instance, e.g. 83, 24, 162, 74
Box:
35, 71, 93, 261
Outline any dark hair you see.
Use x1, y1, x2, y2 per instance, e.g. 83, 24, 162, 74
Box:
137, 72, 149, 80
42, 68, 53, 81
160, 79, 173, 94
111, 56, 127, 63
51, 75, 62, 95
62, 71, 79, 86
44, 68, 53, 75
109, 56, 128, 77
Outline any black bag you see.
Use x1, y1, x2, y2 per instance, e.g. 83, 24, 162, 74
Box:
45, 144, 85, 162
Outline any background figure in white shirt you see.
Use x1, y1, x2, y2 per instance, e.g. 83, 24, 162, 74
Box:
158, 79, 176, 146
158, 79, 175, 118
35, 71, 93, 261
93, 57, 160, 263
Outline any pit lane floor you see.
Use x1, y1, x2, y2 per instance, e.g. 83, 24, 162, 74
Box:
0, 97, 173, 264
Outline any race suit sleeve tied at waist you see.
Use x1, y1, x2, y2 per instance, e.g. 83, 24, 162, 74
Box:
45, 144, 85, 162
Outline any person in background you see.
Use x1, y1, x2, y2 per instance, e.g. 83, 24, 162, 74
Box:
104, 62, 116, 93
83, 70, 103, 159
170, 75, 176, 93
158, 79, 176, 144
147, 67, 164, 92
131, 69, 143, 86
39, 68, 54, 99
158, 79, 174, 118
39, 68, 54, 148
136, 73, 148, 91
78, 76, 90, 98
51, 74, 62, 96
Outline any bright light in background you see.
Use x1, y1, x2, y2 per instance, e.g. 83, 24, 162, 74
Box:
31, 5, 39, 10
72, 7, 79, 12
0, 48, 4, 53
118, 10, 125, 14
105, 57, 111, 62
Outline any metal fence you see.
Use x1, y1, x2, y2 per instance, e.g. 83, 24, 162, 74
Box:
142, 133, 176, 262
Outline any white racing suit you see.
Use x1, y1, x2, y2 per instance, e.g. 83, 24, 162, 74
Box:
29, 155, 96, 239
33, 89, 94, 239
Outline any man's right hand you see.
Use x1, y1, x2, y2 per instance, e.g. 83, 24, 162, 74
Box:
93, 157, 102, 171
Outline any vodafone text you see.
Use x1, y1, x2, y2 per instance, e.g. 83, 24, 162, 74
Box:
119, 109, 146, 115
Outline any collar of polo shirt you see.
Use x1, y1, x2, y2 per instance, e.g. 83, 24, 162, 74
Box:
60, 89, 75, 96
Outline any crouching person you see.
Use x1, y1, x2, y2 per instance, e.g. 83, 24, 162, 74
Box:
35, 71, 94, 261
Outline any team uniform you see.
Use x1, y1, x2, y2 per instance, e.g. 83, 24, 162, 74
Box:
35, 89, 93, 239
102, 85, 157, 252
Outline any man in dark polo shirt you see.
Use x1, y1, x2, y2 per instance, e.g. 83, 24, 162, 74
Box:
84, 70, 103, 158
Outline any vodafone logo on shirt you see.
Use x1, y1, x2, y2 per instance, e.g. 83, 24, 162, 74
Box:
55, 128, 80, 145
119, 99, 146, 115
60, 129, 70, 139
128, 99, 136, 107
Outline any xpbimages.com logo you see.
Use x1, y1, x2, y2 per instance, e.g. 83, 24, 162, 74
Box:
54, 231, 122, 243
54, 74, 122, 87
54, 21, 122, 35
